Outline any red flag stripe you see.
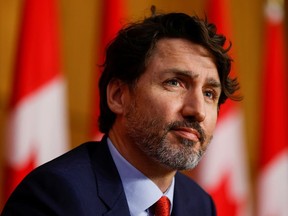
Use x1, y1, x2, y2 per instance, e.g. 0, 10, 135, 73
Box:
260, 6, 288, 167
10, 0, 61, 108
3, 0, 68, 203
257, 1, 288, 215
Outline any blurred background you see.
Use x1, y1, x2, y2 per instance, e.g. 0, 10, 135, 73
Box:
0, 0, 287, 215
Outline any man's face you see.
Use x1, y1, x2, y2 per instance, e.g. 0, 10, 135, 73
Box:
123, 38, 220, 170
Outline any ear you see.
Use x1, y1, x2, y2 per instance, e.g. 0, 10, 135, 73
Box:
107, 79, 129, 115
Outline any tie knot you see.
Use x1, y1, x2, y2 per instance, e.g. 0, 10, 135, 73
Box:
154, 196, 171, 216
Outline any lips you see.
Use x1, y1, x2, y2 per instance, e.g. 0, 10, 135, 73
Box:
172, 127, 200, 142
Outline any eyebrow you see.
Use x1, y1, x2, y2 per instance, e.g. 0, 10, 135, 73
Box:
206, 78, 221, 89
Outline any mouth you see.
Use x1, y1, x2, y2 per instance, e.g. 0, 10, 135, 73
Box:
172, 127, 200, 142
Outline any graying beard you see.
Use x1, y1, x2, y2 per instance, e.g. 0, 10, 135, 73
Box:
125, 102, 211, 170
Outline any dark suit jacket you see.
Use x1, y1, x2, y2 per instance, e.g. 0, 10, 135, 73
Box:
1, 137, 216, 216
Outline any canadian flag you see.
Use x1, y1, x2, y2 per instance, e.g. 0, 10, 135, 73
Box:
195, 0, 250, 215
257, 1, 288, 215
90, 0, 127, 140
3, 0, 69, 203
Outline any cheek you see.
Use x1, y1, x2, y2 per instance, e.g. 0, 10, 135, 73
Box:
139, 91, 167, 111
148, 98, 177, 120
136, 87, 181, 122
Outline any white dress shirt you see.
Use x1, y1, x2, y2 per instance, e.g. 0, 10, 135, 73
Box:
107, 138, 174, 216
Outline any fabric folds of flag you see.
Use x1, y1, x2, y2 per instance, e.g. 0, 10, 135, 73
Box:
3, 0, 69, 203
91, 0, 127, 140
196, 0, 250, 215
258, 1, 288, 215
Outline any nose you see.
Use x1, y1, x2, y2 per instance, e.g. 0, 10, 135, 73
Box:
181, 90, 206, 122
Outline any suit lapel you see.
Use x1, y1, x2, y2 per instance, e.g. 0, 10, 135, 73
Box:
172, 172, 203, 216
171, 174, 191, 216
171, 173, 216, 216
88, 137, 131, 216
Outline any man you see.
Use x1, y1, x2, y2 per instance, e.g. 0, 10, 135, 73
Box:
1, 12, 240, 216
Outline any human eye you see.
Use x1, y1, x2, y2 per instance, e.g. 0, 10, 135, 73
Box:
165, 79, 181, 87
162, 78, 186, 90
204, 89, 218, 101
162, 78, 185, 91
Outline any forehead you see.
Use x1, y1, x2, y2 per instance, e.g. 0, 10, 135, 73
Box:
145, 38, 219, 80
155, 38, 213, 55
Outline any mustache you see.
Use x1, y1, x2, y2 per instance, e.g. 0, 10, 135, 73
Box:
166, 120, 206, 144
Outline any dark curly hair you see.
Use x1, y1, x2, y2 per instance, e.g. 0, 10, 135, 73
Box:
98, 12, 241, 133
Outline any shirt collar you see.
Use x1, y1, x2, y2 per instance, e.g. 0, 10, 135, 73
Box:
107, 138, 174, 216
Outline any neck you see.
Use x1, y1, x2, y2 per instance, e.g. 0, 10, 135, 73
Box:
108, 127, 176, 193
